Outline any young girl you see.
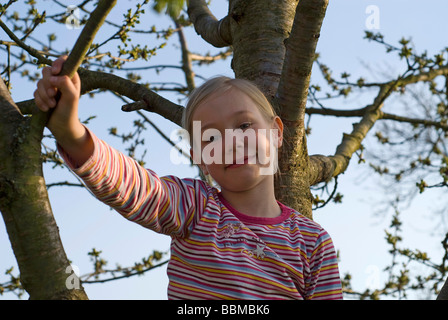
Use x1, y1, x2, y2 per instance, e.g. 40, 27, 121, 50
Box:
34, 56, 343, 300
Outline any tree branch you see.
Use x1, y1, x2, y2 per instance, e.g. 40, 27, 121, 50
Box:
51, 0, 173, 35
15, 67, 185, 127
187, 0, 232, 48
308, 65, 448, 185
46, 181, 84, 189
380, 112, 448, 131
276, 0, 328, 122
436, 233, 448, 300
0, 1, 117, 299
175, 20, 195, 92
79, 68, 184, 126
190, 48, 232, 64
309, 85, 390, 186
6, 1, 183, 128
306, 107, 448, 131
31, 0, 117, 130
81, 259, 169, 284
306, 106, 366, 118
0, 18, 53, 66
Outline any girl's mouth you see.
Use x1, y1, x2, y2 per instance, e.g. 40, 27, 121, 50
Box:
225, 155, 256, 169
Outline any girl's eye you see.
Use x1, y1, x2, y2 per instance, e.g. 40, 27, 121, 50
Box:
202, 129, 221, 144
203, 135, 216, 144
239, 122, 252, 131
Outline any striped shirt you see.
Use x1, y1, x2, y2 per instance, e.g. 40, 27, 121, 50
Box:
59, 128, 343, 300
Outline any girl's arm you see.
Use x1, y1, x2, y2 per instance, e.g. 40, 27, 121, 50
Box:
35, 56, 203, 236
58, 129, 205, 237
306, 230, 344, 300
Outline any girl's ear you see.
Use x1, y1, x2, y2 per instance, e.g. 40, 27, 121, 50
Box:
272, 116, 284, 148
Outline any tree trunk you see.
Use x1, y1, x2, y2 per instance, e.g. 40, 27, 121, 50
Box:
437, 277, 448, 300
228, 0, 297, 97
0, 0, 116, 299
0, 79, 88, 300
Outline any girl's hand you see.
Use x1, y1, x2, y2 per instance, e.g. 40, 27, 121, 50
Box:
34, 55, 82, 138
34, 56, 93, 167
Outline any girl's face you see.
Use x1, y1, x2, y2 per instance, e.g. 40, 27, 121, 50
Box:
190, 87, 283, 193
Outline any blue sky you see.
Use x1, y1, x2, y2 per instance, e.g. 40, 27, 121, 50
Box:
1, 0, 448, 299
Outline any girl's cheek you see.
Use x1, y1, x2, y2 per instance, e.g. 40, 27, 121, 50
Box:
201, 140, 225, 165
257, 132, 277, 163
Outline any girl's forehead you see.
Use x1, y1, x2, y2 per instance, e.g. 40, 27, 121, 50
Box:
194, 88, 259, 116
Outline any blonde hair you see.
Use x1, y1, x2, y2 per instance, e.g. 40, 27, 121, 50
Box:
182, 76, 277, 140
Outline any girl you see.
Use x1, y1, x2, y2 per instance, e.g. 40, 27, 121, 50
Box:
34, 56, 343, 300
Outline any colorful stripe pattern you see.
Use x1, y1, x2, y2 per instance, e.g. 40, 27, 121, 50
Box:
59, 129, 343, 300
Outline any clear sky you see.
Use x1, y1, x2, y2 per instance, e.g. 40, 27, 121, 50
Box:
1, 0, 447, 300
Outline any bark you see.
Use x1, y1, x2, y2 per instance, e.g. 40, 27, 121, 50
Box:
175, 21, 195, 92
187, 0, 232, 48
228, 0, 297, 97
437, 277, 448, 300
277, 0, 328, 123
0, 79, 88, 300
0, 0, 116, 299
273, 0, 328, 219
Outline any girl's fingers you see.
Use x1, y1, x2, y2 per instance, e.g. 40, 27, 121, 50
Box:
42, 66, 52, 78
51, 55, 68, 75
35, 56, 79, 114
47, 86, 58, 98
41, 66, 58, 98
49, 75, 77, 101
33, 90, 49, 112
36, 79, 56, 108
71, 71, 81, 93
49, 56, 80, 97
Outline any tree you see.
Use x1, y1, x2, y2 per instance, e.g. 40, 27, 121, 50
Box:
0, 0, 447, 299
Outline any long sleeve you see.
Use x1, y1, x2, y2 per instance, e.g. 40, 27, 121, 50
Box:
58, 127, 207, 238
305, 229, 343, 300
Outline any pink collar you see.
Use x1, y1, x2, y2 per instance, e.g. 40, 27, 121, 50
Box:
217, 193, 293, 225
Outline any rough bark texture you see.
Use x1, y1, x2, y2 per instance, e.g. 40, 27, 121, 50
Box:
229, 0, 297, 98
0, 79, 88, 300
187, 0, 232, 48
437, 277, 448, 300
274, 0, 328, 219
0, 0, 117, 299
